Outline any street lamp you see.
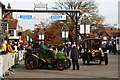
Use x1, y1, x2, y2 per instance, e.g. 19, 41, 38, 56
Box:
39, 29, 44, 42
84, 14, 87, 38
62, 29, 69, 45
61, 22, 69, 45
26, 36, 31, 46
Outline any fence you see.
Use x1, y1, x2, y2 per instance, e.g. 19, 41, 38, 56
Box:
0, 50, 24, 78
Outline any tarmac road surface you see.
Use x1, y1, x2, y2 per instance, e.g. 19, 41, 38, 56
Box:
4, 54, 119, 78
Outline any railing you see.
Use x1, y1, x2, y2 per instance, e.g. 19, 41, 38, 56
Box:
0, 50, 25, 78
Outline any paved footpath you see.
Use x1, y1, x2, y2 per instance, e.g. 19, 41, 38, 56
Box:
5, 54, 119, 78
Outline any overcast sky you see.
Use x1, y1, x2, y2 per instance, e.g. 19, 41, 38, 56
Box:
0, 0, 119, 30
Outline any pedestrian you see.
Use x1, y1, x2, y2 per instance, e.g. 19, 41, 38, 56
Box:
63, 45, 67, 56
7, 41, 15, 53
79, 45, 82, 58
2, 40, 7, 54
76, 45, 82, 58
66, 45, 71, 57
71, 44, 79, 70
33, 41, 39, 50
57, 44, 63, 52
108, 43, 113, 54
112, 42, 117, 55
14, 44, 18, 52
10, 41, 15, 50
102, 43, 107, 52
52, 47, 57, 59
48, 45, 53, 50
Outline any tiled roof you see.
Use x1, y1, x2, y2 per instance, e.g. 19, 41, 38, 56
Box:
105, 29, 120, 37
90, 28, 120, 38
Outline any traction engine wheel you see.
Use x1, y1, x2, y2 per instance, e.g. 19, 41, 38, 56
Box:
25, 56, 38, 69
56, 60, 65, 70
104, 53, 108, 65
64, 59, 71, 69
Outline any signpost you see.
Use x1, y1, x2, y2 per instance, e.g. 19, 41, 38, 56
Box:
17, 14, 66, 20
17, 15, 35, 20
49, 15, 66, 20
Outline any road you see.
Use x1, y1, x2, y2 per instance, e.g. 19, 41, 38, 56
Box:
5, 54, 118, 78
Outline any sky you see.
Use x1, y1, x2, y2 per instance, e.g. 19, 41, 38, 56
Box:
0, 0, 119, 30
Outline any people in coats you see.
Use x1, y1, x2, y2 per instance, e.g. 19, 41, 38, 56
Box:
71, 44, 79, 70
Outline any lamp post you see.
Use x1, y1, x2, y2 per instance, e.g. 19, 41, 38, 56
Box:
61, 22, 69, 45
62, 29, 68, 45
39, 29, 44, 42
84, 14, 87, 38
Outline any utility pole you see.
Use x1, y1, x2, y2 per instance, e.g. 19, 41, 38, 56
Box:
75, 12, 78, 46
0, 2, 3, 49
84, 14, 86, 38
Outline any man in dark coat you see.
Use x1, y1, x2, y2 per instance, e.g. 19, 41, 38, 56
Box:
112, 42, 117, 55
71, 44, 79, 70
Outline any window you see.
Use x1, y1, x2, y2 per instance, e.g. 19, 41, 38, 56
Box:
117, 39, 119, 45
9, 30, 14, 36
90, 40, 100, 50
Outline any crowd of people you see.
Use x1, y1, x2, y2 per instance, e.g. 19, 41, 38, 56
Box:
102, 42, 117, 55
1, 40, 24, 55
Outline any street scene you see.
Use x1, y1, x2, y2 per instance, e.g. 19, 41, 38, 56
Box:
0, 0, 120, 79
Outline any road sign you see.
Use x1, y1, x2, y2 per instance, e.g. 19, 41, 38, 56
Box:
49, 15, 66, 20
17, 15, 34, 20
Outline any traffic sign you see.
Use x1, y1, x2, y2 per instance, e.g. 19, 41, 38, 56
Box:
17, 14, 66, 20
49, 15, 66, 20
17, 15, 34, 20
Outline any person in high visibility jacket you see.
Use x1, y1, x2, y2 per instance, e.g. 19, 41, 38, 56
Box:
2, 40, 7, 53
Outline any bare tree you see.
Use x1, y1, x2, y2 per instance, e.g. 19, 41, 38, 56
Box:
51, 0, 105, 42
53, 0, 102, 25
